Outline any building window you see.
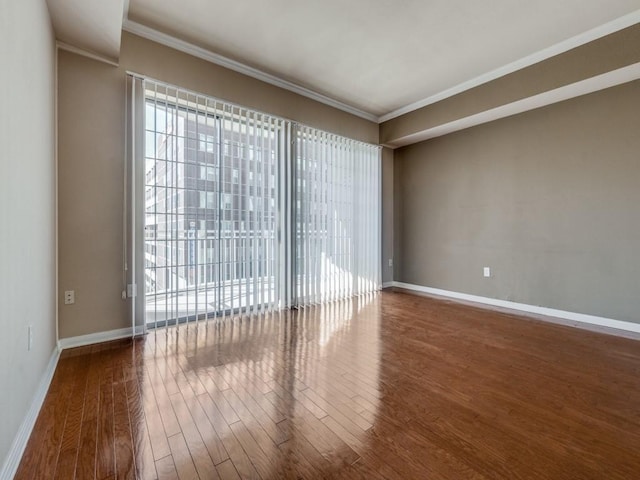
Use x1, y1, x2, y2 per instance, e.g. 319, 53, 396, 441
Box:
199, 191, 216, 208
200, 165, 218, 181
198, 133, 215, 153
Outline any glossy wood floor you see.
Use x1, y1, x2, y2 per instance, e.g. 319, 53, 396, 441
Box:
16, 291, 640, 479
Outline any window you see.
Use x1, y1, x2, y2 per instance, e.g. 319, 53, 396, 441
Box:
294, 127, 381, 303
133, 76, 380, 331
198, 133, 215, 152
199, 191, 216, 208
199, 165, 217, 181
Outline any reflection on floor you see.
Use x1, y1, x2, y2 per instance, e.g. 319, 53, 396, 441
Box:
15, 291, 640, 479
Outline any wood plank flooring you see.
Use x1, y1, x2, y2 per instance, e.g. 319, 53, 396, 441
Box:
15, 290, 640, 479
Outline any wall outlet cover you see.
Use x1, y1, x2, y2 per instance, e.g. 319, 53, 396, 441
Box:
64, 290, 75, 305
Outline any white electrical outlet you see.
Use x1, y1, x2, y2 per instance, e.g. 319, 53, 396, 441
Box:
64, 290, 75, 305
483, 267, 491, 278
28, 325, 33, 351
388, 258, 393, 267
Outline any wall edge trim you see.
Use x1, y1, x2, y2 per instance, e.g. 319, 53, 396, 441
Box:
378, 9, 640, 122
56, 41, 119, 67
121, 19, 378, 123
385, 62, 640, 147
391, 281, 640, 335
57, 326, 143, 351
0, 346, 61, 480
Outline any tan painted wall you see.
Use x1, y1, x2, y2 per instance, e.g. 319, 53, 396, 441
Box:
393, 150, 403, 284
381, 147, 394, 283
394, 80, 640, 323
381, 24, 640, 146
58, 32, 378, 339
0, 0, 57, 468
57, 52, 127, 339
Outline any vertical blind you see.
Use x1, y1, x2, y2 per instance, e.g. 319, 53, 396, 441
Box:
128, 76, 380, 330
294, 126, 381, 305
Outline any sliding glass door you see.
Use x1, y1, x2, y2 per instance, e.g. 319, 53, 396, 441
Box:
294, 127, 381, 304
129, 76, 381, 332
142, 84, 285, 328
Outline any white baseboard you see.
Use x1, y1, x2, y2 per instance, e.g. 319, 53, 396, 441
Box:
57, 326, 144, 350
391, 281, 640, 336
1, 326, 146, 479
382, 281, 395, 289
0, 346, 61, 480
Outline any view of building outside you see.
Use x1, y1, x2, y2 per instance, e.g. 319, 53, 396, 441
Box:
144, 99, 279, 326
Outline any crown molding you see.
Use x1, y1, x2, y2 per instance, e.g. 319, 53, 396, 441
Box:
122, 0, 130, 21
383, 62, 640, 148
378, 9, 640, 123
56, 41, 119, 67
122, 10, 639, 126
122, 19, 379, 123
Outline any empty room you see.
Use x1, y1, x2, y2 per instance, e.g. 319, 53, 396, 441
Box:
1, 0, 639, 479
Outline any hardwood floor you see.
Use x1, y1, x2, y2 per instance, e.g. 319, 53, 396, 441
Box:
15, 290, 640, 479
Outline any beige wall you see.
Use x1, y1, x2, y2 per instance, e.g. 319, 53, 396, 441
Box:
381, 24, 640, 146
0, 0, 57, 470
57, 52, 127, 339
57, 32, 379, 339
392, 150, 403, 283
381, 148, 394, 284
394, 80, 640, 323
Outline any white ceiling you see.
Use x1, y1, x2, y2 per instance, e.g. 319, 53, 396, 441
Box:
46, 0, 124, 61
47, 0, 640, 120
